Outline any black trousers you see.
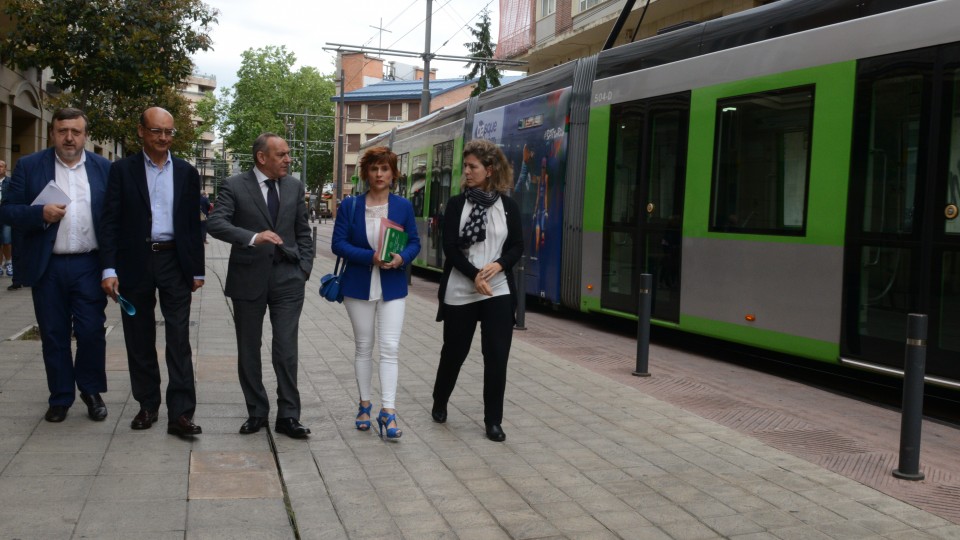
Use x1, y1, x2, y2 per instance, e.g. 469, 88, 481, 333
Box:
120, 249, 196, 419
432, 294, 513, 426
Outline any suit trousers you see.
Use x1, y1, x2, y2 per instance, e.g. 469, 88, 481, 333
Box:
31, 252, 107, 406
120, 249, 196, 418
232, 260, 305, 419
432, 294, 514, 426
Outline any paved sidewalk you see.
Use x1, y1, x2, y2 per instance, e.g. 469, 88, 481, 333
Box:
0, 236, 959, 539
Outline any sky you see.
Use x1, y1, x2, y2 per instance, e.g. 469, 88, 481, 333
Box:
190, 0, 506, 95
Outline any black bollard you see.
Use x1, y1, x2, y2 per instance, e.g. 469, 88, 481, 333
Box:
514, 256, 527, 330
312, 226, 317, 259
633, 273, 652, 377
893, 313, 927, 481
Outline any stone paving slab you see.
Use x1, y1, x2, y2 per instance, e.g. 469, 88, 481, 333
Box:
0, 234, 958, 539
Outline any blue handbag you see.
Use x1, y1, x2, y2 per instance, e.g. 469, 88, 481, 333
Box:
319, 197, 355, 303
319, 257, 345, 302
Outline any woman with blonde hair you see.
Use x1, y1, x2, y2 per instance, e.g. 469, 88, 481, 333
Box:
332, 146, 420, 440
431, 139, 523, 442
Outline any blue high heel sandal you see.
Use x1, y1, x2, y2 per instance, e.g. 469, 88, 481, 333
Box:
377, 409, 402, 440
355, 402, 372, 431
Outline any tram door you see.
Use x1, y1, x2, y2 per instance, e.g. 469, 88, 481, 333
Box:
602, 93, 689, 321
843, 44, 960, 381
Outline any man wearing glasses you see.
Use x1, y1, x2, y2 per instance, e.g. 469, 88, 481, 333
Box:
0, 108, 112, 423
100, 107, 205, 437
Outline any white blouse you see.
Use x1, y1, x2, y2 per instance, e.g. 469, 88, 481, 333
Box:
363, 202, 388, 301
444, 198, 510, 305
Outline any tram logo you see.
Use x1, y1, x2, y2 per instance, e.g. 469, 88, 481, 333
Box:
474, 119, 499, 140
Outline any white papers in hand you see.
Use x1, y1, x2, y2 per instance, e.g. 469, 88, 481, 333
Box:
31, 180, 71, 206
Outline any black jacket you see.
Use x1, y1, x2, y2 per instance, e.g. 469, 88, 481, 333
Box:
436, 193, 524, 321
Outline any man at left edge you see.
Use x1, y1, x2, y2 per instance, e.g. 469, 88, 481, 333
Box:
0, 107, 111, 423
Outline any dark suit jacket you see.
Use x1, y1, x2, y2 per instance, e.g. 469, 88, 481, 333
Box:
99, 151, 204, 289
0, 148, 111, 286
331, 193, 421, 302
207, 169, 315, 300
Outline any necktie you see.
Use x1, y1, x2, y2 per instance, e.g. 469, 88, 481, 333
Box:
266, 179, 279, 226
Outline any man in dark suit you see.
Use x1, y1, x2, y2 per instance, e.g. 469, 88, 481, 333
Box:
0, 108, 111, 422
207, 133, 315, 439
99, 107, 205, 437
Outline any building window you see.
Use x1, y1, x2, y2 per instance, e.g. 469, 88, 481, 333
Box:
346, 164, 356, 181
408, 103, 421, 121
347, 134, 361, 152
540, 0, 555, 17
347, 104, 362, 121
367, 103, 388, 121
709, 85, 814, 235
578, 0, 605, 13
389, 103, 403, 121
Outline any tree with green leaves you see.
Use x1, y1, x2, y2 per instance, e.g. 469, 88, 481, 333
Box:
2, 0, 218, 154
464, 9, 502, 97
220, 46, 336, 192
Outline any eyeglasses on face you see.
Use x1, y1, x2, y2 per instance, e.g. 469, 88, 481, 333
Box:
144, 127, 177, 137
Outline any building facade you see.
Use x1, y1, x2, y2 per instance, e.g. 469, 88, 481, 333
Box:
498, 0, 772, 73
331, 53, 476, 197
180, 72, 217, 193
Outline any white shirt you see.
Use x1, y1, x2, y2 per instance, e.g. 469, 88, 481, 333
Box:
363, 202, 387, 301
444, 198, 510, 305
52, 152, 98, 254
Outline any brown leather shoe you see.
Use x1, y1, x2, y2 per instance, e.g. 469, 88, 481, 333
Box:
131, 409, 159, 430
167, 414, 202, 436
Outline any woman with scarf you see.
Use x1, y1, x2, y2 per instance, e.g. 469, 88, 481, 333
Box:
430, 139, 524, 442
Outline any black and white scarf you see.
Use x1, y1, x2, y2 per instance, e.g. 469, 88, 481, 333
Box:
457, 188, 501, 249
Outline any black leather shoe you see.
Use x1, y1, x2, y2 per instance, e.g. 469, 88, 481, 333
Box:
79, 393, 108, 421
7, 283, 22, 291
275, 417, 311, 439
239, 416, 268, 434
44, 405, 68, 422
431, 404, 447, 423
130, 409, 159, 430
167, 414, 202, 436
485, 424, 506, 442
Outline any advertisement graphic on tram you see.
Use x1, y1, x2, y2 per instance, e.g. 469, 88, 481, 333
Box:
473, 88, 572, 303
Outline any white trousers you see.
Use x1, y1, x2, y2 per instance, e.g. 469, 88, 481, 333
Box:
343, 297, 406, 409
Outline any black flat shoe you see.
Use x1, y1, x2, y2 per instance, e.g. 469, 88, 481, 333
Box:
79, 393, 108, 421
44, 405, 68, 423
485, 424, 506, 442
275, 417, 311, 439
431, 404, 447, 423
239, 416, 268, 434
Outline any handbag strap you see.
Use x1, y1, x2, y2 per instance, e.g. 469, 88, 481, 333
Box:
333, 196, 357, 275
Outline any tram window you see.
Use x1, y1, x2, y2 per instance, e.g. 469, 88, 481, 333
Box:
709, 85, 814, 235
396, 153, 409, 197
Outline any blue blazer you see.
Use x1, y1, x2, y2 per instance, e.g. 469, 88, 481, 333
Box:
0, 148, 111, 286
331, 193, 421, 301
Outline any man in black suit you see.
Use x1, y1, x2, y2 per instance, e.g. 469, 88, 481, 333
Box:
207, 133, 314, 439
100, 107, 205, 437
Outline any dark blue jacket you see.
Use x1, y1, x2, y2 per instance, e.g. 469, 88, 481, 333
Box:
0, 148, 111, 286
331, 193, 421, 301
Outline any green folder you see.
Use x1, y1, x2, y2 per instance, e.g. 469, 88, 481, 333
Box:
379, 226, 408, 262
